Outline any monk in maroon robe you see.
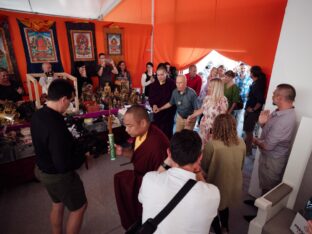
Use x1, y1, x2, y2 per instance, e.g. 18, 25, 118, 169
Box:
149, 66, 176, 139
114, 105, 169, 229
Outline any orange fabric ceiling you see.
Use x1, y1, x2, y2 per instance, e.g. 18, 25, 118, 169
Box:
105, 0, 287, 78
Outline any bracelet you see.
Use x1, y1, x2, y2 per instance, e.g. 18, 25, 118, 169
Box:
161, 162, 171, 170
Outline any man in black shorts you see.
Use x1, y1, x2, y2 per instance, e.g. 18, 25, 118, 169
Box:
243, 66, 266, 155
31, 79, 89, 234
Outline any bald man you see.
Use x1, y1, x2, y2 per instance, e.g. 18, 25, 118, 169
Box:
114, 105, 169, 229
253, 84, 297, 194
39, 62, 57, 94
154, 75, 199, 132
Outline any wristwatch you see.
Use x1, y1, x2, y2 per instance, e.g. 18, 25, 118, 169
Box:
161, 162, 171, 170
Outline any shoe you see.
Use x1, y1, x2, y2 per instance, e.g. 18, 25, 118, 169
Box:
244, 199, 255, 207
244, 215, 256, 222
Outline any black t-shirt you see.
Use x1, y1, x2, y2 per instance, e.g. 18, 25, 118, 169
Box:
31, 105, 85, 174
97, 64, 113, 87
0, 82, 22, 102
245, 78, 266, 111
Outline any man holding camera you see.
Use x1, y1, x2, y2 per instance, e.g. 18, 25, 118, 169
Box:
97, 53, 118, 88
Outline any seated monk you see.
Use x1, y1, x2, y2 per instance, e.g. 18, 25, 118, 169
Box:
113, 105, 169, 229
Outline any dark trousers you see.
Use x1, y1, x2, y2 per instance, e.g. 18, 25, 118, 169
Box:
211, 207, 229, 234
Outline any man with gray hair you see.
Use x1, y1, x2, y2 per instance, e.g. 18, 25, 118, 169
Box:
154, 75, 199, 132
253, 83, 297, 194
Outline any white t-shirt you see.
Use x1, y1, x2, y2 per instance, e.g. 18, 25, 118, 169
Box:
138, 168, 220, 234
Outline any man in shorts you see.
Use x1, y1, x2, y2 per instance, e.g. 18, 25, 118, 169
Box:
31, 79, 89, 234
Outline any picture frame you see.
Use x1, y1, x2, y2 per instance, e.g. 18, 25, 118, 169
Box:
24, 28, 58, 63
70, 30, 95, 61
0, 28, 13, 73
107, 33, 122, 55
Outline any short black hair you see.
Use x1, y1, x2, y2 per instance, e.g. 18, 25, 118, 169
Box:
146, 62, 153, 67
125, 105, 150, 123
170, 130, 202, 166
224, 70, 236, 78
277, 83, 296, 101
47, 79, 75, 101
157, 63, 167, 70
99, 53, 106, 57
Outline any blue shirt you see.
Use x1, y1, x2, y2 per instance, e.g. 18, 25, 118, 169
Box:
169, 87, 199, 118
234, 74, 253, 103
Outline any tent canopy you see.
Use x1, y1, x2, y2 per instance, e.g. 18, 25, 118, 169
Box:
0, 0, 288, 87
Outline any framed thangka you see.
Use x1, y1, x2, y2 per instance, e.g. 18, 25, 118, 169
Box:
70, 30, 95, 61
107, 33, 122, 55
24, 28, 58, 63
0, 28, 13, 73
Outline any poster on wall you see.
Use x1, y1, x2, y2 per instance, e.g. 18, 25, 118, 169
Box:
24, 28, 58, 63
0, 28, 13, 73
104, 27, 124, 64
18, 19, 63, 73
107, 33, 122, 55
70, 30, 95, 61
0, 17, 21, 84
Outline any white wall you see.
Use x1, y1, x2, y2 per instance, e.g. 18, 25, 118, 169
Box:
266, 0, 312, 117
248, 0, 312, 197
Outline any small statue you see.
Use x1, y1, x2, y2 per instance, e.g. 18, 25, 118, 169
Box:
81, 83, 95, 102
129, 89, 139, 105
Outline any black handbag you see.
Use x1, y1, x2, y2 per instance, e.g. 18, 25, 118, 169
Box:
125, 179, 197, 234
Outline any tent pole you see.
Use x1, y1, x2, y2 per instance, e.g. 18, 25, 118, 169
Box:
151, 0, 154, 62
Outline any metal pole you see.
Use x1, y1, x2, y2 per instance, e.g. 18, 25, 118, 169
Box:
151, 0, 154, 62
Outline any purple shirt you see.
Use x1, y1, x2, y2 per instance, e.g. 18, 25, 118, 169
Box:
259, 108, 297, 158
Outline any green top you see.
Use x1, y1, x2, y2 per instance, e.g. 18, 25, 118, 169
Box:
202, 139, 246, 210
224, 84, 241, 111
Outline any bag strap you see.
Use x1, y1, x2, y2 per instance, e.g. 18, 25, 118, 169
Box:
147, 179, 197, 228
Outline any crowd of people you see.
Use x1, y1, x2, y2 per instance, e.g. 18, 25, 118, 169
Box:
1, 55, 301, 234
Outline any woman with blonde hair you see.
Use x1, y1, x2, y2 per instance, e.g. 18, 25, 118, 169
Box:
188, 78, 228, 143
201, 114, 246, 234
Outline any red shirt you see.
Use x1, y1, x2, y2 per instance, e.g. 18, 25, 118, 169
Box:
186, 73, 202, 96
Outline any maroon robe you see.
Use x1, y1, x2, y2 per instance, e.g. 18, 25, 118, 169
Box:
149, 78, 176, 139
114, 124, 169, 229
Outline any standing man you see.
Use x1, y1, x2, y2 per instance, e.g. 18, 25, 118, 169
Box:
114, 105, 169, 230
253, 84, 297, 194
185, 64, 202, 96
243, 66, 266, 155
31, 79, 88, 234
139, 130, 220, 233
97, 53, 118, 88
154, 75, 199, 132
235, 63, 253, 106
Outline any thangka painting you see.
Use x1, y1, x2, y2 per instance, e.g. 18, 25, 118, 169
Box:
24, 28, 58, 63
107, 33, 122, 55
0, 28, 13, 73
70, 30, 95, 61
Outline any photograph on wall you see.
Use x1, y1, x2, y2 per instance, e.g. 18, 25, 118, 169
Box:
24, 28, 58, 63
0, 28, 13, 73
70, 30, 95, 61
107, 33, 122, 55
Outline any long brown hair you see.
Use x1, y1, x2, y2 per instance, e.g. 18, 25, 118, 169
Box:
212, 114, 239, 146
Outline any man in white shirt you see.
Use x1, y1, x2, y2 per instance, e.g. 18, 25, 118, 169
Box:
138, 129, 220, 234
